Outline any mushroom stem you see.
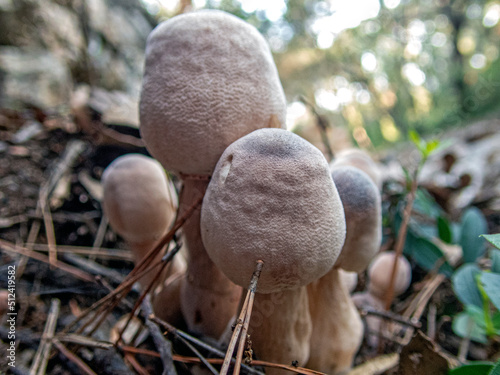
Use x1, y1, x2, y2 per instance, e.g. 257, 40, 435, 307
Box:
307, 267, 363, 374
247, 287, 312, 375
179, 178, 242, 339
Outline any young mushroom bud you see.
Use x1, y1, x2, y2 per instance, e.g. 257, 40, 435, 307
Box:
332, 148, 382, 190
367, 251, 412, 300
201, 128, 346, 372
352, 251, 412, 348
101, 154, 186, 324
139, 9, 287, 339
307, 165, 382, 375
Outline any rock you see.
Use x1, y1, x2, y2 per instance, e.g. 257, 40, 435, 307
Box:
0, 48, 72, 108
0, 0, 153, 107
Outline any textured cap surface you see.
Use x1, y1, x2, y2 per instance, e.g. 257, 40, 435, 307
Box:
140, 10, 286, 176
102, 154, 177, 244
200, 128, 346, 294
331, 149, 382, 190
368, 251, 412, 298
331, 166, 381, 272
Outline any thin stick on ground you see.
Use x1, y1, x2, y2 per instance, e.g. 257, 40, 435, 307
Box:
62, 195, 203, 335
142, 295, 177, 375
115, 241, 183, 343
30, 299, 60, 375
0, 240, 95, 283
120, 347, 326, 375
150, 316, 264, 375
384, 177, 418, 311
221, 260, 264, 375
53, 339, 98, 375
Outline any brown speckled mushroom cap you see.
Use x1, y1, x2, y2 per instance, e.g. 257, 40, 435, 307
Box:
368, 251, 412, 299
140, 10, 286, 176
101, 154, 177, 245
200, 128, 346, 294
331, 166, 382, 272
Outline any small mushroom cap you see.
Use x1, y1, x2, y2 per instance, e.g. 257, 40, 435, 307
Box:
331, 166, 382, 272
331, 149, 382, 190
101, 154, 177, 245
140, 10, 286, 176
201, 128, 346, 294
368, 251, 412, 299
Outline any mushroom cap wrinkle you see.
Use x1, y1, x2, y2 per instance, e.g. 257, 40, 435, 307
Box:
200, 128, 346, 294
331, 166, 382, 272
101, 154, 177, 245
140, 10, 286, 176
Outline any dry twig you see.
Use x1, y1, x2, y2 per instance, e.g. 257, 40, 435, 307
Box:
30, 299, 60, 375
221, 260, 264, 375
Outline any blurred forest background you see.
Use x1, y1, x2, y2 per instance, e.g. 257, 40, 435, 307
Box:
2, 0, 500, 150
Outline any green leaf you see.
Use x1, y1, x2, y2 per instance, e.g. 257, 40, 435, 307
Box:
452, 264, 483, 308
425, 139, 440, 156
438, 216, 453, 244
482, 234, 500, 250
409, 130, 422, 147
448, 363, 494, 375
465, 304, 487, 329
493, 312, 500, 335
410, 236, 454, 276
460, 207, 488, 263
413, 188, 443, 218
452, 312, 488, 344
491, 249, 500, 274
489, 361, 500, 375
481, 272, 500, 311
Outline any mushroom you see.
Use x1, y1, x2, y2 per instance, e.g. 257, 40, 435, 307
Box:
201, 128, 346, 373
139, 9, 287, 339
307, 165, 382, 374
332, 148, 382, 190
101, 153, 186, 324
352, 251, 412, 348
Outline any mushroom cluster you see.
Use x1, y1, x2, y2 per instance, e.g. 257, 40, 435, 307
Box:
139, 9, 287, 339
114, 7, 388, 374
201, 128, 346, 373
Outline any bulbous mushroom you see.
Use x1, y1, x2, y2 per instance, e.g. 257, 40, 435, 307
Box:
101, 154, 186, 324
139, 9, 287, 339
352, 251, 412, 348
366, 251, 412, 300
140, 9, 286, 177
307, 165, 382, 375
201, 128, 346, 373
332, 148, 382, 190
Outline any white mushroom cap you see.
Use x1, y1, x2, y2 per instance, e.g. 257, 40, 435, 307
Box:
101, 154, 177, 245
332, 149, 382, 190
368, 251, 412, 299
331, 166, 382, 272
140, 10, 286, 176
200, 128, 346, 294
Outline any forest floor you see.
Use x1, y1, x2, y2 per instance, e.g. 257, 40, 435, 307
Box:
0, 102, 500, 375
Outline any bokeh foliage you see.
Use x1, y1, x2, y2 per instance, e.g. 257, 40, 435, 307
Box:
146, 0, 500, 148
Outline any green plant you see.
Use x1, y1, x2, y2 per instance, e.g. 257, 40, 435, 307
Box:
451, 233, 500, 344
448, 359, 500, 375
